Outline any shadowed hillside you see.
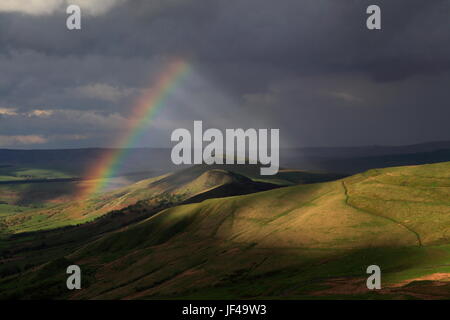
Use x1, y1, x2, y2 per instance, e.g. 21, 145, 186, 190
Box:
0, 164, 342, 234
0, 162, 448, 299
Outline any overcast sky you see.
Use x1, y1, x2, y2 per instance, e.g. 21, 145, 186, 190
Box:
0, 0, 449, 149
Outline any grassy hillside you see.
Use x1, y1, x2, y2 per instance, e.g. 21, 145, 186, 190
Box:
0, 161, 448, 299
1, 165, 340, 234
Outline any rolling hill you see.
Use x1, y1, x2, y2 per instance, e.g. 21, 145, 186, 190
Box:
0, 164, 342, 234
0, 161, 448, 299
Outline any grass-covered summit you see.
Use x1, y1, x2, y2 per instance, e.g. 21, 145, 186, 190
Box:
1, 161, 448, 299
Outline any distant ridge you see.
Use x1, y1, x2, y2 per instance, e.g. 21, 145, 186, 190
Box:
288, 140, 450, 158
2, 140, 450, 176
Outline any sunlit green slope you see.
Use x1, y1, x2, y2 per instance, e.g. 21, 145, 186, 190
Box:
1, 165, 340, 234
2, 162, 448, 299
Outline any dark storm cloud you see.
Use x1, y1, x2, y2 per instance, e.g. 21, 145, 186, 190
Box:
0, 0, 449, 148
2, 0, 449, 78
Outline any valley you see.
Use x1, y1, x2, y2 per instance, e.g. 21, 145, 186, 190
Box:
0, 153, 448, 299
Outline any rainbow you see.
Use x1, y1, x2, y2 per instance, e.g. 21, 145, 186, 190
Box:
78, 58, 190, 200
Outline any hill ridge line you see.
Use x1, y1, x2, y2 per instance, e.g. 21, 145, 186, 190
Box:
341, 180, 423, 246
